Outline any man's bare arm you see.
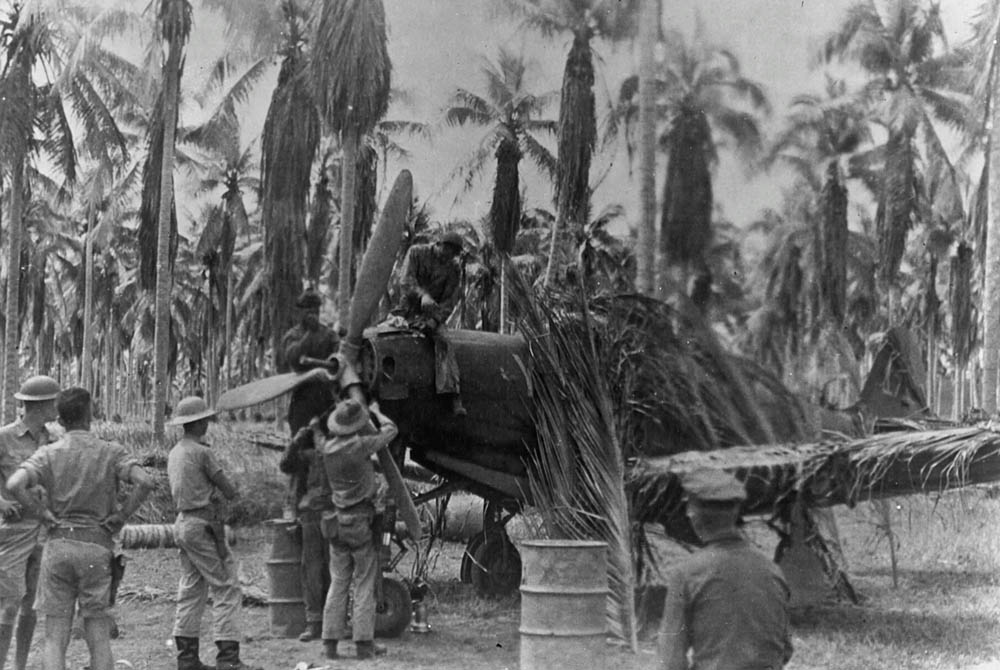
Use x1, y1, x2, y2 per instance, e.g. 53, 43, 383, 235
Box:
7, 469, 57, 527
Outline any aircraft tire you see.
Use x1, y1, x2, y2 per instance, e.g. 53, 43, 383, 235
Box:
460, 534, 485, 584
375, 577, 412, 638
469, 533, 521, 597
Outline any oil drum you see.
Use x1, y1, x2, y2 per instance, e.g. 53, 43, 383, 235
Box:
265, 519, 305, 638
519, 540, 608, 670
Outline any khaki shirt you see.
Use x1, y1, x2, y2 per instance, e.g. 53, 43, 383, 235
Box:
0, 419, 51, 527
321, 419, 398, 510
167, 437, 235, 512
659, 531, 793, 670
20, 431, 136, 528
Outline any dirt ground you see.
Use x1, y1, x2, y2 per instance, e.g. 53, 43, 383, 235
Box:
34, 526, 655, 670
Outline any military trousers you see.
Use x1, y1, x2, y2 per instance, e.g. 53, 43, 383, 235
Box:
321, 538, 377, 642
300, 513, 330, 624
172, 514, 242, 641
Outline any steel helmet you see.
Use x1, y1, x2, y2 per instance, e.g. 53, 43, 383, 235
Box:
166, 396, 217, 426
14, 376, 60, 402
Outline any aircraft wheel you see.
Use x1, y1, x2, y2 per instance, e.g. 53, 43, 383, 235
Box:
375, 577, 412, 638
460, 534, 485, 584
470, 533, 521, 597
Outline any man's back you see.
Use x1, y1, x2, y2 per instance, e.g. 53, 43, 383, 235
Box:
20, 431, 132, 527
663, 535, 792, 670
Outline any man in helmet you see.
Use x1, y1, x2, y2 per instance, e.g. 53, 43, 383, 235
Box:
395, 230, 466, 416
0, 375, 59, 670
167, 396, 258, 670
6, 387, 154, 670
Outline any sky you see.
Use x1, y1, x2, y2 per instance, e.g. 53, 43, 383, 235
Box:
163, 0, 984, 236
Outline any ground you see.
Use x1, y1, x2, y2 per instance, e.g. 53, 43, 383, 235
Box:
16, 489, 1000, 670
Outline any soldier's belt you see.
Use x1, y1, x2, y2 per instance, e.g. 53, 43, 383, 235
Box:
48, 526, 113, 549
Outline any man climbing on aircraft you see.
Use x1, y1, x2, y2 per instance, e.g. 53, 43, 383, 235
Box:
395, 230, 466, 416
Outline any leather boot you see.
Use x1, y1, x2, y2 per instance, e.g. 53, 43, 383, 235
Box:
322, 639, 338, 660
215, 640, 260, 670
355, 640, 386, 660
175, 636, 212, 670
0, 623, 14, 670
298, 621, 322, 642
13, 612, 34, 670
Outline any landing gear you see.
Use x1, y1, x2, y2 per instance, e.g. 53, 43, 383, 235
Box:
460, 499, 521, 597
374, 577, 412, 638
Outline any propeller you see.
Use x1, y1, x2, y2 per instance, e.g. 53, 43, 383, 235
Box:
337, 170, 422, 542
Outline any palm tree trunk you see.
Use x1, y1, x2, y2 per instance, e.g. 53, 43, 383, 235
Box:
984, 115, 1000, 413
152, 38, 183, 437
635, 0, 659, 296
81, 211, 95, 390
225, 271, 233, 389
2, 158, 25, 423
338, 130, 360, 323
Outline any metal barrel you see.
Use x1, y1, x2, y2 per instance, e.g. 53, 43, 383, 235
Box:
519, 540, 608, 670
264, 519, 305, 638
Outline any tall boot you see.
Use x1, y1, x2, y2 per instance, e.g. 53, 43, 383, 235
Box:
0, 623, 14, 670
215, 640, 260, 670
175, 636, 212, 670
13, 612, 34, 670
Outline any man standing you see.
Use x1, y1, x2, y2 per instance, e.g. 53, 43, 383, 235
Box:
659, 469, 793, 670
320, 398, 397, 661
167, 396, 257, 670
278, 421, 331, 642
6, 387, 154, 670
395, 231, 466, 415
279, 289, 338, 641
280, 289, 340, 434
0, 376, 58, 670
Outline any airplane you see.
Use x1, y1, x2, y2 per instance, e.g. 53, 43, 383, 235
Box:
219, 169, 1000, 621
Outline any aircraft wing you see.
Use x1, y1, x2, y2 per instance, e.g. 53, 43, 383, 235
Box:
629, 426, 1000, 523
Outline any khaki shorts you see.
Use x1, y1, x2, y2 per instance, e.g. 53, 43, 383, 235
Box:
35, 538, 113, 619
0, 525, 41, 602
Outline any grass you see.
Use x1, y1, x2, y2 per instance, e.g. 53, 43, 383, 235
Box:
92, 418, 288, 526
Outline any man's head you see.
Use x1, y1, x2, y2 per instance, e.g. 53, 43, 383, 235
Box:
435, 231, 464, 263
326, 398, 370, 437
167, 396, 217, 437
681, 469, 746, 541
296, 289, 323, 329
15, 375, 59, 424
56, 387, 92, 430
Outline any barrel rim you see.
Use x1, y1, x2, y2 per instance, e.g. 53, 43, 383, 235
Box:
518, 540, 607, 549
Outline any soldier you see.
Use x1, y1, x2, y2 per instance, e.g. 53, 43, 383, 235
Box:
395, 230, 466, 416
280, 289, 339, 434
659, 469, 794, 670
320, 398, 396, 661
0, 376, 58, 670
167, 396, 257, 670
278, 421, 331, 642
6, 387, 154, 670
279, 289, 338, 642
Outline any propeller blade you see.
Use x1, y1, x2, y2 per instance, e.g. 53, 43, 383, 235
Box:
216, 372, 306, 411
346, 169, 412, 345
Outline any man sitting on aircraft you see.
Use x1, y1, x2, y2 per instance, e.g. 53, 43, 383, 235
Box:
394, 230, 466, 416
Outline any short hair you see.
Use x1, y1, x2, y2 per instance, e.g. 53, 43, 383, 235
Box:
56, 387, 91, 425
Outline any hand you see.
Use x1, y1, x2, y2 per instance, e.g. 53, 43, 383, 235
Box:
420, 294, 436, 310
368, 400, 381, 416
308, 368, 335, 383
101, 512, 125, 535
0, 498, 20, 520
40, 510, 60, 529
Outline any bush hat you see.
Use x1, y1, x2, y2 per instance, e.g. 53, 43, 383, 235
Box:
440, 231, 463, 252
167, 396, 217, 426
15, 375, 60, 401
327, 398, 371, 436
296, 289, 322, 309
681, 468, 747, 503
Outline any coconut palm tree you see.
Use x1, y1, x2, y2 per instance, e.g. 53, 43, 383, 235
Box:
823, 0, 968, 318
445, 48, 557, 330
635, 0, 659, 297
767, 76, 869, 327
0, 3, 130, 420
501, 0, 637, 289
261, 0, 319, 364
655, 26, 770, 305
312, 0, 392, 324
